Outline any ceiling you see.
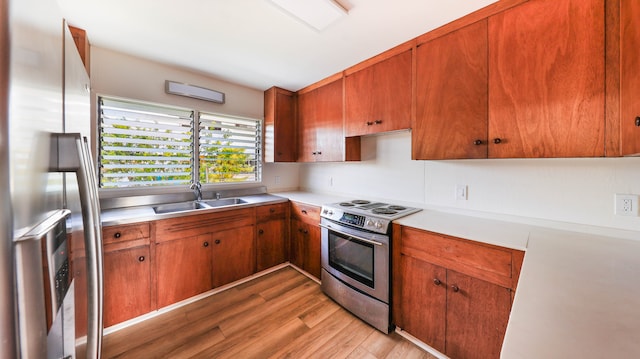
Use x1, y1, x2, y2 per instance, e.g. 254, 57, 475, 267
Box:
56, 0, 497, 91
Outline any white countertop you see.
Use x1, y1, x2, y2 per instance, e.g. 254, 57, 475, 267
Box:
275, 190, 640, 358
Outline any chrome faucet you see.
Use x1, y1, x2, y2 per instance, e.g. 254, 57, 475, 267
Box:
190, 182, 202, 201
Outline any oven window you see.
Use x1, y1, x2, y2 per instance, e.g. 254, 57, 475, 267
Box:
328, 231, 374, 288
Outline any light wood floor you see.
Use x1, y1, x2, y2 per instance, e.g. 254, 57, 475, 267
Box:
84, 266, 435, 359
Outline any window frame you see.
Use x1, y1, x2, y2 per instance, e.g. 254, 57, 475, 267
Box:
97, 95, 263, 194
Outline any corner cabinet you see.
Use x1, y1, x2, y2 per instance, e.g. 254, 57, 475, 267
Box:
289, 201, 321, 279
393, 226, 524, 359
264, 87, 297, 162
413, 20, 488, 160
344, 47, 412, 137
297, 77, 361, 162
488, 0, 605, 158
154, 207, 256, 308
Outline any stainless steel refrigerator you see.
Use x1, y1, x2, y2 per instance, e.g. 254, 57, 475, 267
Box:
1, 0, 104, 357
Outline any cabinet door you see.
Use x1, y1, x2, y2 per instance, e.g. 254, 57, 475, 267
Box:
315, 78, 345, 162
156, 234, 212, 308
103, 245, 151, 327
211, 225, 255, 287
297, 90, 317, 162
257, 219, 287, 271
413, 20, 488, 160
289, 218, 306, 269
488, 0, 605, 158
446, 270, 512, 359
621, 0, 640, 155
399, 255, 446, 353
345, 50, 412, 136
264, 87, 297, 162
305, 222, 321, 279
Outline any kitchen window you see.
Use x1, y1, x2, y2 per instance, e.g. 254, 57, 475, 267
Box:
98, 96, 261, 189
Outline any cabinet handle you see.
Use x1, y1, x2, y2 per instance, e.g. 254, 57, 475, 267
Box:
301, 209, 308, 214
138, 256, 145, 262
473, 139, 483, 146
215, 239, 221, 244
433, 278, 441, 286
317, 151, 322, 155
312, 151, 317, 155
303, 229, 308, 234
258, 229, 264, 235
451, 285, 460, 293
203, 241, 209, 247
493, 138, 502, 144
114, 232, 121, 239
374, 120, 382, 125
366, 121, 374, 126
269, 208, 275, 213
636, 116, 640, 127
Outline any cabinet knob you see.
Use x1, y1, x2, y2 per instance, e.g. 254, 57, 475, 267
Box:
269, 208, 275, 213
114, 232, 121, 239
366, 121, 374, 126
451, 285, 460, 293
301, 209, 308, 214
433, 278, 441, 286
138, 256, 145, 262
215, 239, 221, 244
374, 120, 382, 125
636, 116, 640, 127
493, 138, 502, 144
473, 139, 483, 146
317, 151, 322, 155
203, 241, 209, 247
258, 229, 264, 235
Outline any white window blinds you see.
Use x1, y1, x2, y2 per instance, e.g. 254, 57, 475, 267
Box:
198, 112, 261, 184
98, 96, 262, 189
99, 98, 194, 188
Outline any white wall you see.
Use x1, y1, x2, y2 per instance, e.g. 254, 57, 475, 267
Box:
90, 46, 299, 194
299, 131, 640, 232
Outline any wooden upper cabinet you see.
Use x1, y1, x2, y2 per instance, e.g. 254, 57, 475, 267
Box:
345, 48, 412, 137
413, 20, 488, 160
620, 0, 640, 155
297, 77, 360, 162
264, 87, 296, 162
488, 0, 606, 158
68, 25, 90, 74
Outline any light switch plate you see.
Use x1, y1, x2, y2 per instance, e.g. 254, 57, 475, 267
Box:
455, 185, 468, 200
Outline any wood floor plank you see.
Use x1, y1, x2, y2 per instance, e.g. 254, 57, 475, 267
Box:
95, 266, 433, 359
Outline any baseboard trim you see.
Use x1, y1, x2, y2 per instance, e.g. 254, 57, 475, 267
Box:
394, 327, 449, 359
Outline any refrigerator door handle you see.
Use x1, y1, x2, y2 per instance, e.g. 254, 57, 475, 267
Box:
50, 133, 104, 358
76, 136, 104, 359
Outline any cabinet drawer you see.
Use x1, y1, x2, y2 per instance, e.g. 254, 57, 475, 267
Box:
256, 202, 287, 222
400, 227, 514, 288
103, 223, 150, 245
155, 207, 255, 243
290, 201, 321, 224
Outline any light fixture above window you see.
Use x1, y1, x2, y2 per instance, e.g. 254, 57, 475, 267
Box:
267, 0, 348, 31
165, 80, 225, 104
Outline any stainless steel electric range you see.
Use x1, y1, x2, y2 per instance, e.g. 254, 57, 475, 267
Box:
319, 199, 421, 333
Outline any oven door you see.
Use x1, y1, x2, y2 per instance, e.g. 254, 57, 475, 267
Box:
320, 218, 390, 303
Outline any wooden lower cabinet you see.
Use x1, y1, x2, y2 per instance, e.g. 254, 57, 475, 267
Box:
394, 226, 523, 359
289, 218, 321, 279
211, 225, 256, 287
103, 245, 152, 328
256, 203, 289, 271
156, 234, 213, 308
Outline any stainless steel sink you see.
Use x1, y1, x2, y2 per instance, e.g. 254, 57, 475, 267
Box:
200, 198, 248, 207
152, 201, 209, 214
152, 198, 248, 214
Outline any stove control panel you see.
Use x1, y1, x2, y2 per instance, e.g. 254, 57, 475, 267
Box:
321, 206, 391, 234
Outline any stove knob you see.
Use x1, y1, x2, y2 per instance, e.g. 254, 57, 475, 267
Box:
366, 219, 374, 227
375, 221, 383, 229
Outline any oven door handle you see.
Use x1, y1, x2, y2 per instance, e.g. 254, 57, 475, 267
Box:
319, 223, 384, 246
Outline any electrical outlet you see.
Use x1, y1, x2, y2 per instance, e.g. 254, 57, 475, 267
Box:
615, 194, 639, 216
274, 176, 281, 184
455, 185, 468, 200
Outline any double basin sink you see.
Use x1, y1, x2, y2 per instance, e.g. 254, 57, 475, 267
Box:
153, 198, 247, 214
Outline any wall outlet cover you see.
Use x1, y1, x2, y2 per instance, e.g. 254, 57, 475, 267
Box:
615, 194, 639, 216
455, 185, 468, 200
